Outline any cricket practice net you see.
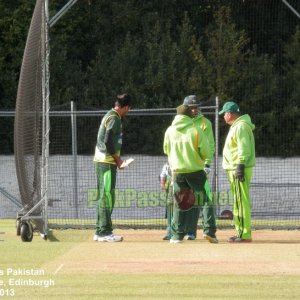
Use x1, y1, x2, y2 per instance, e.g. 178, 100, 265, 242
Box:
14, 0, 48, 234
1, 105, 300, 230
1, 0, 300, 231
30, 103, 299, 230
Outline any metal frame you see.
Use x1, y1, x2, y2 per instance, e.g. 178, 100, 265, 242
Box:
18, 0, 80, 240
62, 99, 220, 221
282, 0, 300, 19
49, 0, 79, 28
17, 0, 51, 240
15, 1, 222, 236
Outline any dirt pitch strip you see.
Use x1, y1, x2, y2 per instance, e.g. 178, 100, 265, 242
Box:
44, 229, 300, 276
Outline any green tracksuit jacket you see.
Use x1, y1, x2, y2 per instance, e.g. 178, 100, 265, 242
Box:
94, 109, 122, 165
193, 113, 215, 166
222, 114, 256, 170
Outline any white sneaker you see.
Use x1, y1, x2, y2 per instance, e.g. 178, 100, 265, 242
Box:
97, 234, 123, 242
185, 234, 196, 240
169, 238, 182, 244
93, 234, 99, 241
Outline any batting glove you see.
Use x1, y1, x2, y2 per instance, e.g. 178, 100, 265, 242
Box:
235, 164, 245, 182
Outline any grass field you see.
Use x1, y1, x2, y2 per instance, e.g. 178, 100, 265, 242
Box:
0, 219, 300, 299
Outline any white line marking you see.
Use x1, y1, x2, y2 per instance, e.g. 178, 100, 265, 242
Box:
54, 263, 64, 275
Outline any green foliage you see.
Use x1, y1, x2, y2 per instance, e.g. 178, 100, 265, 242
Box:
0, 0, 299, 156
281, 26, 300, 156
0, 1, 35, 108
205, 6, 250, 99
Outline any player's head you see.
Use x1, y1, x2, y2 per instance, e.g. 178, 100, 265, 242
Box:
116, 94, 132, 107
219, 100, 240, 125
115, 94, 132, 116
219, 101, 239, 115
176, 104, 193, 118
183, 95, 201, 117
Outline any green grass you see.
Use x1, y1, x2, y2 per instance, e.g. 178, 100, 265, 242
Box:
1, 220, 300, 299
2, 273, 300, 300
9, 274, 300, 300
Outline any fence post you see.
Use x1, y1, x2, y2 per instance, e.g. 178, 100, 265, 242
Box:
71, 101, 79, 218
214, 96, 220, 205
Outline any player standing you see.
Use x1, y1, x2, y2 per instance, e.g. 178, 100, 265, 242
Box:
163, 104, 218, 243
219, 101, 256, 243
93, 94, 132, 242
182, 95, 215, 240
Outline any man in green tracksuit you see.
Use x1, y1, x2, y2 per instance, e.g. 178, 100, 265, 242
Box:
163, 104, 218, 244
182, 95, 215, 240
93, 94, 132, 242
219, 101, 256, 243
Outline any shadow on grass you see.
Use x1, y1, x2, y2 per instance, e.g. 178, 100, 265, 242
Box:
46, 231, 60, 242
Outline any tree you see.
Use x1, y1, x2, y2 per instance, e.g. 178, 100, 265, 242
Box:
281, 26, 300, 155
0, 1, 35, 108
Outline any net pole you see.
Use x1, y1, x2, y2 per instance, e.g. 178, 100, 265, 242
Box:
41, 0, 46, 234
71, 101, 79, 218
282, 0, 300, 19
214, 96, 220, 204
49, 0, 79, 28
41, 0, 50, 236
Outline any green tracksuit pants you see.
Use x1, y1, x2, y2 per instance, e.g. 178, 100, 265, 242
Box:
95, 163, 117, 236
184, 180, 213, 237
171, 171, 217, 240
227, 168, 253, 240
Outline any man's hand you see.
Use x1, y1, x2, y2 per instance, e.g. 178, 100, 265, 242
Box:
204, 164, 211, 175
112, 154, 124, 169
160, 177, 166, 189
235, 164, 245, 182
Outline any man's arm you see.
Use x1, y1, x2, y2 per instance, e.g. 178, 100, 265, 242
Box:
104, 127, 124, 169
197, 127, 211, 162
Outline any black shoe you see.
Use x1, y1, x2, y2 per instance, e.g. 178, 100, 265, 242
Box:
203, 234, 218, 243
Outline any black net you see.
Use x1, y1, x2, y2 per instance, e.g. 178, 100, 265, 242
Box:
14, 0, 45, 231
1, 1, 300, 231
43, 105, 299, 230
1, 104, 300, 229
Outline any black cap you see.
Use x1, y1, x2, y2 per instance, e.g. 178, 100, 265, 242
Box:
183, 95, 201, 107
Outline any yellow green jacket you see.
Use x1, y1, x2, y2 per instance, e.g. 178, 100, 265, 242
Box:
193, 113, 215, 165
163, 115, 211, 173
222, 114, 256, 170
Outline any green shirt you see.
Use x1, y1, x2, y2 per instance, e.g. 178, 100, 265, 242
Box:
94, 109, 122, 165
222, 114, 256, 170
163, 114, 211, 173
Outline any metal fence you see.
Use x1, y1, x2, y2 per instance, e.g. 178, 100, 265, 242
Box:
1, 102, 300, 230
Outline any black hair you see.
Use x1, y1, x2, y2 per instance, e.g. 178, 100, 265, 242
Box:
115, 94, 132, 108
